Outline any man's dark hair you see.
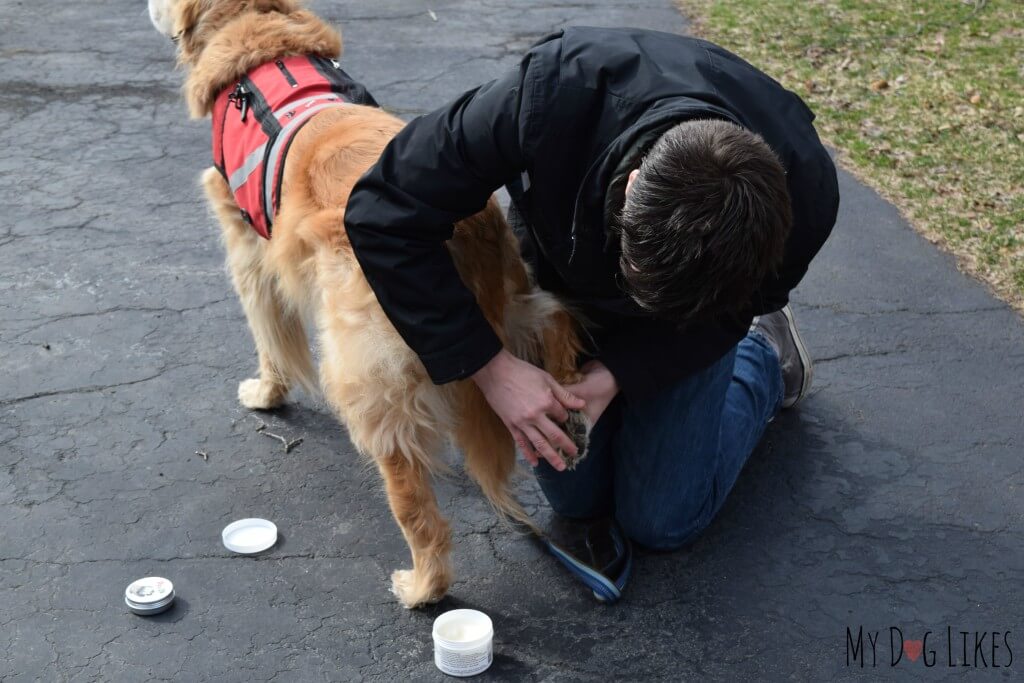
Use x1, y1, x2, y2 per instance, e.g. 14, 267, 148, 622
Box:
616, 119, 792, 323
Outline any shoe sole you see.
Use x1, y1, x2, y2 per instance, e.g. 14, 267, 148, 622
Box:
781, 305, 813, 409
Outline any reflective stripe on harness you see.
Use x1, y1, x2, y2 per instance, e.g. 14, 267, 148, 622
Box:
228, 143, 267, 193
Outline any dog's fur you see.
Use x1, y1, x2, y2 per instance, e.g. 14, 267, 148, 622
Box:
150, 0, 583, 607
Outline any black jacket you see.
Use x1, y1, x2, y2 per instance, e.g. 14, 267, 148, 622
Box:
344, 27, 839, 398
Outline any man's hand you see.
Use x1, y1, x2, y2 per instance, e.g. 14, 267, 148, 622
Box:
565, 360, 619, 427
472, 349, 586, 471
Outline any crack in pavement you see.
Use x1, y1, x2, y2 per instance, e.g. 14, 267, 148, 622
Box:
0, 371, 172, 406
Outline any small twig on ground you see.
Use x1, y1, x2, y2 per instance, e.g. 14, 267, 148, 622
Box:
194, 450, 209, 461
253, 417, 304, 453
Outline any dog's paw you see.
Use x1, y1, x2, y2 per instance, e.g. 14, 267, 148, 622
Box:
390, 569, 446, 609
237, 378, 287, 410
560, 409, 591, 471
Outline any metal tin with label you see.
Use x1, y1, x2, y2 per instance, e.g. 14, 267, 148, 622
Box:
125, 576, 175, 616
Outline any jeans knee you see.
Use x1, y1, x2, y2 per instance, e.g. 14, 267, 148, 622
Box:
535, 462, 613, 520
547, 495, 609, 521
616, 496, 713, 551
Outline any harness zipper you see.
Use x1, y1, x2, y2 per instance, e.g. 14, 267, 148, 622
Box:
275, 59, 299, 87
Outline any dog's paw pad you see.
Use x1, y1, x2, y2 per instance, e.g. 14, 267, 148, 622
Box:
560, 409, 591, 471
237, 378, 285, 410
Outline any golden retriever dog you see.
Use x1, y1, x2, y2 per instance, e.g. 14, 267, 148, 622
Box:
148, 0, 583, 607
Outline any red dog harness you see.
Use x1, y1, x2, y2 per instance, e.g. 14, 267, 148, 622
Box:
212, 55, 378, 239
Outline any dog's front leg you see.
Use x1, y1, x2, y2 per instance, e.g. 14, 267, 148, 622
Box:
201, 168, 313, 410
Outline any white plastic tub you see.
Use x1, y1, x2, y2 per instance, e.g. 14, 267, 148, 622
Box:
432, 609, 494, 677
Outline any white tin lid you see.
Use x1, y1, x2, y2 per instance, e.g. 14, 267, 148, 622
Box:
222, 518, 278, 554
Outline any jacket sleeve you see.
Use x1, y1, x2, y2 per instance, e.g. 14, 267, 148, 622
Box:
597, 312, 751, 399
343, 70, 529, 384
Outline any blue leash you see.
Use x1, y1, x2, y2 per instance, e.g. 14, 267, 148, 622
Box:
535, 521, 633, 603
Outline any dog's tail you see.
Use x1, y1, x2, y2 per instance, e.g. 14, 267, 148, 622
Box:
454, 381, 541, 536
476, 468, 542, 537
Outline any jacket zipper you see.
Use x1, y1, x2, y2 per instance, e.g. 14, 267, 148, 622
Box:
276, 59, 299, 87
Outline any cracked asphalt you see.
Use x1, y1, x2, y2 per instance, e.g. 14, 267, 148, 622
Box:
2, 0, 1023, 680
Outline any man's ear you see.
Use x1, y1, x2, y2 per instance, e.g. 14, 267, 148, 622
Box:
625, 168, 641, 197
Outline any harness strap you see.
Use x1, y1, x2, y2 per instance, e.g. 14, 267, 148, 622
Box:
240, 74, 281, 138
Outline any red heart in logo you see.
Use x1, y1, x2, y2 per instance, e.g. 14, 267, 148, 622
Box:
904, 639, 923, 662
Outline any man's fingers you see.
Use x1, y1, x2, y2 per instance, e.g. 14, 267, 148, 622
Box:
551, 380, 586, 410
538, 416, 577, 457
524, 425, 567, 472
545, 392, 570, 424
512, 428, 539, 467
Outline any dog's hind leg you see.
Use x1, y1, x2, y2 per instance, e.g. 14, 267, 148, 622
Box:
541, 306, 591, 466
338, 394, 455, 607
315, 266, 456, 607
201, 168, 315, 409
333, 400, 453, 608
375, 451, 453, 608
540, 307, 584, 386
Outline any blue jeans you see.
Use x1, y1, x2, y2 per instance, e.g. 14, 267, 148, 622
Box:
535, 332, 784, 550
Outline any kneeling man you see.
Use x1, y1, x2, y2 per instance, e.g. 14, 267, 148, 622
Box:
345, 27, 839, 551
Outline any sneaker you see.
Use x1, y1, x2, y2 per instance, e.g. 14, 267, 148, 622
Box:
543, 516, 619, 569
750, 304, 813, 409
538, 515, 633, 603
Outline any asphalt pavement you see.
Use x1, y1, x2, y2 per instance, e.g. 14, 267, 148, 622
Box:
2, 0, 1022, 680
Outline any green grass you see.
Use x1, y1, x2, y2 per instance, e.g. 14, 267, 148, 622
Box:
678, 0, 1024, 307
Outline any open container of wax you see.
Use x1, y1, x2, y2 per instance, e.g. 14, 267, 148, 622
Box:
432, 609, 494, 677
